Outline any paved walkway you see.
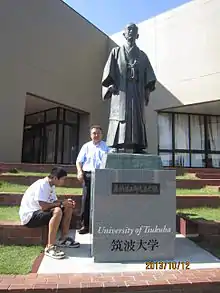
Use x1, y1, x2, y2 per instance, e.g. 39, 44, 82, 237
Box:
37, 231, 220, 274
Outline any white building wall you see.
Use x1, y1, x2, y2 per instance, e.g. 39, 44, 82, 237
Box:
111, 0, 220, 153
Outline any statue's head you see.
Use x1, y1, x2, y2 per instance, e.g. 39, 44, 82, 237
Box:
123, 23, 139, 42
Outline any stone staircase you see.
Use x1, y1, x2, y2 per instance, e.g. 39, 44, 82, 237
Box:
1, 163, 220, 246
169, 167, 220, 190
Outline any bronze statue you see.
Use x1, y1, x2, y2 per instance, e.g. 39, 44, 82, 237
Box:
101, 23, 157, 153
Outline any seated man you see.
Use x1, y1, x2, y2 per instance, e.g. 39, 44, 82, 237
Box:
19, 167, 80, 259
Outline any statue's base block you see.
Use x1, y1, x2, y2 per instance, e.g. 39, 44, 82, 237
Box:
100, 153, 163, 170
91, 153, 176, 263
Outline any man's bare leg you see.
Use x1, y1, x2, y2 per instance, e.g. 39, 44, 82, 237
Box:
57, 206, 80, 248
47, 207, 63, 247
44, 207, 66, 259
60, 206, 73, 239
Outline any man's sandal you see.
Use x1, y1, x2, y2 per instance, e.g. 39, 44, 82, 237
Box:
57, 237, 80, 248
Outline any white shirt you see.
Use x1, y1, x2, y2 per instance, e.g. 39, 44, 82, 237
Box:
76, 140, 109, 171
19, 177, 57, 225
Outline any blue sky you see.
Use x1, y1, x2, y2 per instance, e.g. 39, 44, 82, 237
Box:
64, 0, 191, 35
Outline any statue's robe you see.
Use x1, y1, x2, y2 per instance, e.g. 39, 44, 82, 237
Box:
102, 44, 157, 149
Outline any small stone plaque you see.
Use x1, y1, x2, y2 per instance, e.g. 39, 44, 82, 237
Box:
112, 182, 160, 195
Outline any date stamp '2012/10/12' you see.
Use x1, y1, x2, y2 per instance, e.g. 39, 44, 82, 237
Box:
146, 261, 190, 270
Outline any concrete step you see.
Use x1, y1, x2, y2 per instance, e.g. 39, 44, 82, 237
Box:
196, 173, 220, 179
0, 221, 48, 245
0, 218, 81, 246
0, 192, 82, 209
0, 162, 76, 173
0, 174, 81, 188
167, 167, 220, 175
176, 179, 220, 189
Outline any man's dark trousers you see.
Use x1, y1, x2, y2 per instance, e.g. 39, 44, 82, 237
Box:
80, 171, 91, 230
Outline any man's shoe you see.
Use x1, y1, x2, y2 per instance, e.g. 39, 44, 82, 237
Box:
44, 245, 66, 259
78, 227, 89, 234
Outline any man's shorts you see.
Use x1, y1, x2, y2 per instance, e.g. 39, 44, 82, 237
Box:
25, 210, 53, 228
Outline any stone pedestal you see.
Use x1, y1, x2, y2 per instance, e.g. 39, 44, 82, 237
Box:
90, 153, 176, 263
100, 153, 163, 170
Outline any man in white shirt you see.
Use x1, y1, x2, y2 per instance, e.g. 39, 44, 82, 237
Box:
76, 125, 109, 234
19, 167, 80, 259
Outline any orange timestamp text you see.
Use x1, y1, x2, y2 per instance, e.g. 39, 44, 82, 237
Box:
146, 261, 190, 270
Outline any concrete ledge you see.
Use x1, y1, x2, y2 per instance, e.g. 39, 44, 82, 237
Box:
197, 173, 220, 179
166, 167, 220, 174
0, 163, 76, 173
0, 216, 81, 246
0, 270, 220, 292
176, 214, 220, 246
0, 175, 81, 188
176, 215, 199, 237
176, 195, 220, 208
0, 193, 23, 206
177, 179, 220, 188
0, 221, 48, 245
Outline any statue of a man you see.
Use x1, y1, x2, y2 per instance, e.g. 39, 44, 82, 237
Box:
101, 23, 157, 154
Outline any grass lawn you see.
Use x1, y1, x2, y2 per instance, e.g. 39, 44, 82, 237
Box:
176, 207, 220, 221
0, 245, 43, 274
0, 181, 82, 195
176, 187, 220, 195
0, 206, 19, 221
1, 171, 76, 177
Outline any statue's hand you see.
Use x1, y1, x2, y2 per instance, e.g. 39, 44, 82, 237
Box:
145, 88, 150, 106
108, 85, 118, 95
145, 97, 149, 106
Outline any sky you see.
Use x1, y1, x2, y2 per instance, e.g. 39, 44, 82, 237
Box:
64, 0, 191, 35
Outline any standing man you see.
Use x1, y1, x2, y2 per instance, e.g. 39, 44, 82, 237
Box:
76, 125, 109, 234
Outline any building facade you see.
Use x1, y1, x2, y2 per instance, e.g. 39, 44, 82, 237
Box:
112, 0, 220, 168
0, 0, 220, 167
0, 0, 115, 163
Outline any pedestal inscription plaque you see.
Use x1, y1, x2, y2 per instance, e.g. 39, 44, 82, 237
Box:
112, 182, 160, 195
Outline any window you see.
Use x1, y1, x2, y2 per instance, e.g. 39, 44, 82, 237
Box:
46, 108, 58, 122
207, 116, 220, 151
25, 112, 44, 125
158, 113, 172, 150
157, 112, 220, 168
175, 153, 190, 167
159, 152, 172, 167
190, 115, 205, 150
174, 114, 189, 150
23, 107, 79, 164
65, 110, 78, 124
